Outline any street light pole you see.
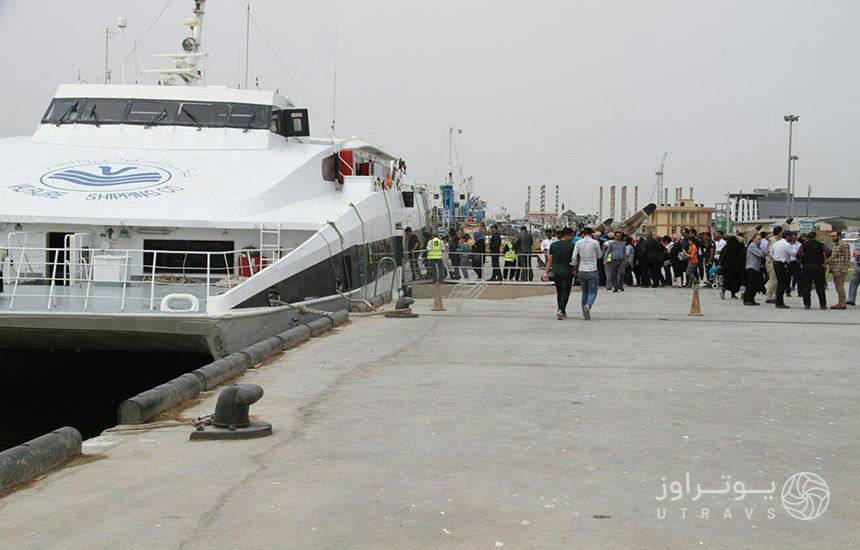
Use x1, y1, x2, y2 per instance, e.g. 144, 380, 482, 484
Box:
790, 155, 799, 216
783, 114, 799, 218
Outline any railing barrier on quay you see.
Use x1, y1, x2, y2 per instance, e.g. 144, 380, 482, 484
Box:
402, 249, 551, 285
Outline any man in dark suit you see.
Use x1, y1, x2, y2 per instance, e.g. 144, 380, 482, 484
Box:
489, 224, 502, 281
797, 231, 830, 310
514, 226, 534, 281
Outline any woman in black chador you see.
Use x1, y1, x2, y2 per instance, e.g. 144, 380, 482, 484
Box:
719, 235, 745, 299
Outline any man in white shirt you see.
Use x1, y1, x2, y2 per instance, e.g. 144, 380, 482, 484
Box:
571, 227, 602, 320
540, 229, 557, 267
713, 230, 726, 263
765, 227, 782, 303
770, 229, 793, 309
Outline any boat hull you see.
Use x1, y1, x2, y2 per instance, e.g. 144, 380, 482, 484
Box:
0, 292, 367, 358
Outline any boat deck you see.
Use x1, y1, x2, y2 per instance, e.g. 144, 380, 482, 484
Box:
2, 288, 858, 548
0, 281, 227, 314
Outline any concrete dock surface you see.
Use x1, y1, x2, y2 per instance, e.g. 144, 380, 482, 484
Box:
2, 286, 858, 549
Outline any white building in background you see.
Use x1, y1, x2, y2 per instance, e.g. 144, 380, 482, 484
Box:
727, 191, 764, 223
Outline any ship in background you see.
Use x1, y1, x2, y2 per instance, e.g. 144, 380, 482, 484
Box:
429, 128, 487, 233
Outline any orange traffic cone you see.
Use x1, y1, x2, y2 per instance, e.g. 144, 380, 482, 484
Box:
431, 282, 446, 311
688, 287, 703, 316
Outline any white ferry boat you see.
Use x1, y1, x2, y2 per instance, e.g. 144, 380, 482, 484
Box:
0, 1, 429, 358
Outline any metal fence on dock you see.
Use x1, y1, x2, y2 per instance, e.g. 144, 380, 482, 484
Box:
402, 250, 549, 285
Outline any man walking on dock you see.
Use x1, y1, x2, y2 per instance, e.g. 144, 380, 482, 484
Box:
572, 227, 601, 320
544, 227, 576, 319
603, 231, 627, 292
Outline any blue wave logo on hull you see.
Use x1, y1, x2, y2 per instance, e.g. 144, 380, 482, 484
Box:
41, 163, 172, 192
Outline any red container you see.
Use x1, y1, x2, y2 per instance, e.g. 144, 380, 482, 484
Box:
238, 254, 261, 277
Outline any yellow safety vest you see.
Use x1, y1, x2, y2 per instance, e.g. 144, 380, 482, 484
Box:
427, 237, 443, 260
504, 244, 517, 262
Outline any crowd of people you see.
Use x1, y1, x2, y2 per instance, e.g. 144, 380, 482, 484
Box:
543, 224, 859, 319
406, 222, 860, 321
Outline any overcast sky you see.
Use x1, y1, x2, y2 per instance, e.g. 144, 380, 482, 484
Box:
1, 0, 858, 216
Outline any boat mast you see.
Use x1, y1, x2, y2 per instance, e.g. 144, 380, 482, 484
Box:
141, 0, 207, 86
447, 127, 454, 188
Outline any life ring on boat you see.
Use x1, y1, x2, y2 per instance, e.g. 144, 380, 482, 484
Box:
385, 175, 393, 189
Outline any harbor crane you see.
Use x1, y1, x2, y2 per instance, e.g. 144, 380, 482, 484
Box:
655, 152, 668, 205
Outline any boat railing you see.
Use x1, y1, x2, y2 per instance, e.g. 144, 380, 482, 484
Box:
0, 244, 291, 314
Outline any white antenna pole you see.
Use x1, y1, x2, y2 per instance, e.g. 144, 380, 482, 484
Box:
331, 20, 338, 141
103, 27, 113, 83
117, 17, 128, 85
244, 1, 251, 89
133, 39, 138, 84
236, 43, 242, 88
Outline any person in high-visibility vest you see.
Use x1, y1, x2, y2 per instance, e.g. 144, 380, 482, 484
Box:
503, 241, 518, 281
427, 235, 446, 284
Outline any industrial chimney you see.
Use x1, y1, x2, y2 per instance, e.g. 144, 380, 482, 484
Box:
610, 186, 616, 221
599, 186, 604, 220
620, 186, 628, 220
527, 186, 531, 215
540, 185, 546, 215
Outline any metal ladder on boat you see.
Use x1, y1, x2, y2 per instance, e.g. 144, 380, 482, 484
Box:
6, 231, 38, 310
259, 223, 282, 268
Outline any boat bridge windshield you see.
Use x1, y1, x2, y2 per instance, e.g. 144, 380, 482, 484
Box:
42, 98, 279, 132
